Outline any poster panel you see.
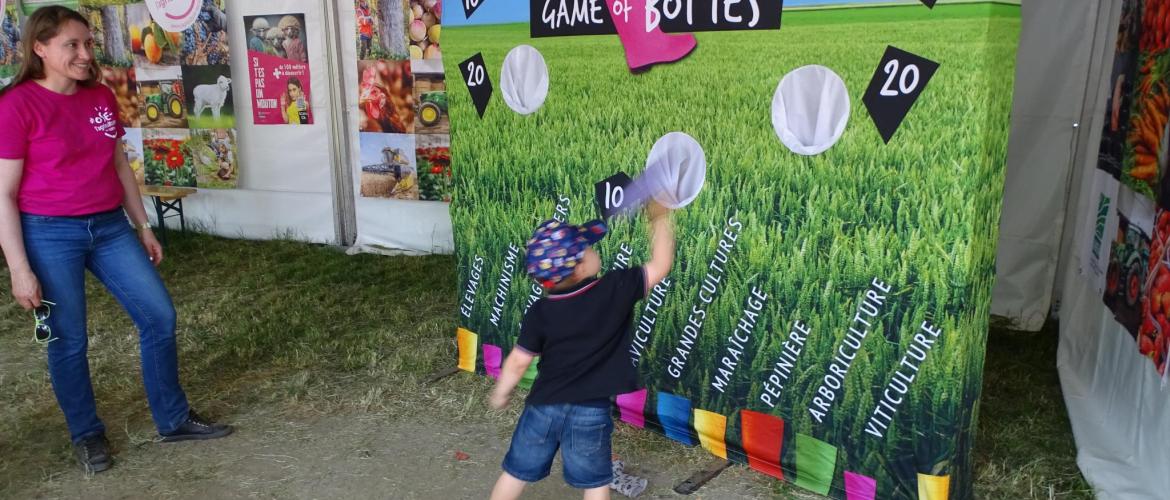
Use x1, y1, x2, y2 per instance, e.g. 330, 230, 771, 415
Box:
446, 2, 1020, 498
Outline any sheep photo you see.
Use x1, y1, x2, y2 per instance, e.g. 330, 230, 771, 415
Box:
182, 64, 235, 129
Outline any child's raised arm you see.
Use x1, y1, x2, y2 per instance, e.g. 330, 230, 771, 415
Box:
643, 200, 675, 293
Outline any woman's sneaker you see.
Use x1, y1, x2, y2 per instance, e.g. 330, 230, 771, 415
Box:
74, 434, 112, 473
159, 410, 233, 442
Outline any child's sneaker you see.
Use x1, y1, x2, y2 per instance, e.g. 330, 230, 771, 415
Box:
610, 460, 648, 497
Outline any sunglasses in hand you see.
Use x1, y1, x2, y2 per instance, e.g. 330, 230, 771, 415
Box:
33, 300, 57, 345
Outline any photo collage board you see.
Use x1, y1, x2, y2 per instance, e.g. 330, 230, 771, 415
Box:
355, 0, 450, 202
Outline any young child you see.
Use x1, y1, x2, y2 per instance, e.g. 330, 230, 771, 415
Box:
489, 201, 674, 500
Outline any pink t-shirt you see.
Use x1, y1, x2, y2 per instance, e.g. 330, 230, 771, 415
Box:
0, 81, 125, 216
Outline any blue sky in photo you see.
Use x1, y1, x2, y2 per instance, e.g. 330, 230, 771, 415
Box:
441, 0, 904, 26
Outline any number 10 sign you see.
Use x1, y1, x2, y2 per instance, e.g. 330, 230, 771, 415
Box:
862, 46, 940, 144
460, 53, 494, 118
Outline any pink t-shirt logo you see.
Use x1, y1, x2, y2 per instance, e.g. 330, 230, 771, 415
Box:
89, 106, 117, 139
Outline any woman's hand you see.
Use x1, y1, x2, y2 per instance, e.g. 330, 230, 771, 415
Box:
10, 268, 41, 310
138, 228, 164, 266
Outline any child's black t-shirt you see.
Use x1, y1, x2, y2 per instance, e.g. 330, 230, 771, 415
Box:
516, 267, 646, 406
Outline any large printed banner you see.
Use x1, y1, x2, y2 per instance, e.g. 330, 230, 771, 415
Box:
1088, 0, 1170, 377
447, 1, 1019, 499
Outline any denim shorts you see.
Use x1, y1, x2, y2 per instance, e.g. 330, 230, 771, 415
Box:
502, 400, 614, 489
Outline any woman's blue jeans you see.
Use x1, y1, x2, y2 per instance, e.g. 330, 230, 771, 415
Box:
21, 209, 189, 443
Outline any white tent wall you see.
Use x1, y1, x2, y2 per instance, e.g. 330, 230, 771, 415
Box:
991, 0, 1099, 331
336, 5, 454, 255
139, 0, 340, 244
128, 0, 453, 253
1053, 0, 1170, 497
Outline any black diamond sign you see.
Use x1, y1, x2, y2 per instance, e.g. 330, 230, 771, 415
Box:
595, 172, 633, 220
920, 0, 938, 7
463, 0, 487, 20
862, 46, 940, 144
459, 53, 493, 118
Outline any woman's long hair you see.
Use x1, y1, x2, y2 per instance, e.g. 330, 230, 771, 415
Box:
0, 6, 100, 98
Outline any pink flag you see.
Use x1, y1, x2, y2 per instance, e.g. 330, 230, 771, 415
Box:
482, 344, 502, 379
616, 389, 648, 428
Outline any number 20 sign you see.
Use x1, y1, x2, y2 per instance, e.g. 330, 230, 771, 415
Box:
460, 53, 494, 118
862, 46, 940, 144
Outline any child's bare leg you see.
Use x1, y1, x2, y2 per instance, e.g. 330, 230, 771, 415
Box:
583, 485, 610, 500
490, 471, 527, 500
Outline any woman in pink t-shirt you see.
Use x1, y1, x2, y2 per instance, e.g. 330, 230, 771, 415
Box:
0, 7, 231, 474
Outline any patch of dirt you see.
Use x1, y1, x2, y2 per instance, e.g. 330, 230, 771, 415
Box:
10, 405, 775, 499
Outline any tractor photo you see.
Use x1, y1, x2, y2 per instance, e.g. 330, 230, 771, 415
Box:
144, 80, 185, 122
417, 91, 447, 127
1106, 224, 1151, 308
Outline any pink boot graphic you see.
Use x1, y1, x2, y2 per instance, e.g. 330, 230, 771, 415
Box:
605, 0, 697, 72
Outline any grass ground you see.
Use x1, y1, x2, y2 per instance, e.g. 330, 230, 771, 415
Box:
0, 233, 1091, 498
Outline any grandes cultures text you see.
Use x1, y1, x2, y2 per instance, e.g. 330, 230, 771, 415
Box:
668, 215, 743, 379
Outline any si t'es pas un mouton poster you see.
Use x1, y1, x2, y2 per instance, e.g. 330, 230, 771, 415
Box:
446, 1, 1019, 499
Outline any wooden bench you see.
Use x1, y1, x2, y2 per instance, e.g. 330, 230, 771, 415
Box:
140, 185, 196, 246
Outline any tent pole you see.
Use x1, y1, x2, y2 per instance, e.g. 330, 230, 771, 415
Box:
322, 0, 358, 246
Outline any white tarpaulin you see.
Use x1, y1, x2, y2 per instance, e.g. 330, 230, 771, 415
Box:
339, 4, 453, 255
140, 0, 452, 253
1047, 0, 1170, 498
143, 0, 338, 244
991, 0, 1097, 331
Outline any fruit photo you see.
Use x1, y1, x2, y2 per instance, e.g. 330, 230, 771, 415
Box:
1138, 207, 1170, 375
99, 65, 140, 128
127, 3, 183, 70
407, 0, 440, 62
